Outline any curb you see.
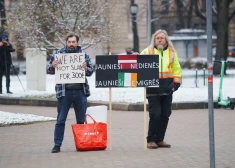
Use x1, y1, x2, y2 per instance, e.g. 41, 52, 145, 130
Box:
0, 97, 216, 111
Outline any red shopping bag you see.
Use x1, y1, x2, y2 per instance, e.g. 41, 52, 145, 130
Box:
71, 114, 107, 151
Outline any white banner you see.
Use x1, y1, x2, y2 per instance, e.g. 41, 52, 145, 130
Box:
55, 53, 85, 84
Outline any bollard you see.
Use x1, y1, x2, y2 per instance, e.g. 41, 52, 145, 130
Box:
203, 68, 206, 86
195, 69, 198, 87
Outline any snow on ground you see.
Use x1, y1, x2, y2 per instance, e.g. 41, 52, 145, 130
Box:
0, 111, 56, 126
1, 69, 235, 103
1, 68, 235, 125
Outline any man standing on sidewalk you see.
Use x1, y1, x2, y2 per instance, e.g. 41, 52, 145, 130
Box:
140, 29, 182, 149
47, 33, 94, 153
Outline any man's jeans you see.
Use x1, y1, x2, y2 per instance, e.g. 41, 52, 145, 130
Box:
54, 90, 87, 147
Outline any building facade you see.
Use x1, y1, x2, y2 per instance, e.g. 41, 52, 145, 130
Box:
2, 0, 235, 59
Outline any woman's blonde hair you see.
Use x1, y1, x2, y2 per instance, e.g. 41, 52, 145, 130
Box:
148, 29, 176, 54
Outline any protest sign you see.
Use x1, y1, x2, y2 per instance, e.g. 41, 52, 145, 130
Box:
95, 55, 159, 87
55, 53, 85, 84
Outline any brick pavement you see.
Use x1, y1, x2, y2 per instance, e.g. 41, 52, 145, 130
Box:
0, 105, 235, 168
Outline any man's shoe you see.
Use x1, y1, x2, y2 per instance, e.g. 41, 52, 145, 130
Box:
7, 91, 13, 94
51, 145, 60, 153
157, 141, 171, 148
147, 142, 158, 149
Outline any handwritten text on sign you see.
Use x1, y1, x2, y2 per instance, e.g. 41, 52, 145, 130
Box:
55, 53, 85, 84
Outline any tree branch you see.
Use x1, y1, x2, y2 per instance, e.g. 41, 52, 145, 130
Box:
212, 6, 217, 15
228, 9, 235, 22
194, 0, 206, 21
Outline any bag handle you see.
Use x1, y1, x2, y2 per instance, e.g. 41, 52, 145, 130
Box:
84, 114, 97, 124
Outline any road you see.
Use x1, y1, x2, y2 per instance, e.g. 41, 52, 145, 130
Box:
0, 105, 235, 168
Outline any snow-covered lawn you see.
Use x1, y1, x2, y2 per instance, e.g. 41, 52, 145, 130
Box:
1, 69, 235, 103
1, 68, 235, 126
0, 111, 56, 126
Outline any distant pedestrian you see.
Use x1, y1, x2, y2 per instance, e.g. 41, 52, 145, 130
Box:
140, 29, 182, 149
47, 33, 94, 153
0, 34, 15, 94
125, 47, 134, 54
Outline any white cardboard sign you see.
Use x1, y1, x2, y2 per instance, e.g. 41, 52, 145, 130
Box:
55, 53, 85, 84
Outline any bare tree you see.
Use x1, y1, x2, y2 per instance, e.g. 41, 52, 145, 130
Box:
174, 0, 196, 29
195, 0, 235, 74
7, 0, 122, 54
0, 0, 7, 34
175, 0, 185, 28
101, 0, 126, 54
151, 0, 177, 34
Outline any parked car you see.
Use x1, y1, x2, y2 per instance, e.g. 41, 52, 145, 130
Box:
228, 46, 235, 57
212, 46, 235, 57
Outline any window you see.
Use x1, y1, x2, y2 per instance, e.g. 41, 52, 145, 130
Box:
176, 24, 181, 29
161, 24, 169, 31
201, 23, 206, 30
201, 0, 206, 11
161, 0, 169, 13
193, 23, 199, 29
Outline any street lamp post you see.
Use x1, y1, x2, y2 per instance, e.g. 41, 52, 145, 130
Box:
0, 0, 7, 27
147, 0, 151, 45
130, 0, 139, 53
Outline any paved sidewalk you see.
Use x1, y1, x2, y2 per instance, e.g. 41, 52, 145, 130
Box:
0, 105, 235, 168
